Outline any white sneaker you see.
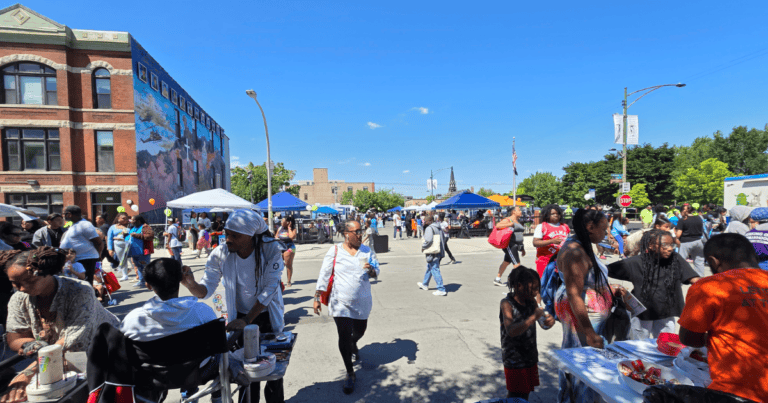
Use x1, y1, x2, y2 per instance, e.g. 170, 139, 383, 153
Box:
417, 282, 429, 291
118, 276, 129, 281
432, 290, 447, 296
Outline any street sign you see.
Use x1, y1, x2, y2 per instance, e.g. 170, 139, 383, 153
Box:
618, 194, 632, 207
589, 189, 596, 199
621, 182, 631, 193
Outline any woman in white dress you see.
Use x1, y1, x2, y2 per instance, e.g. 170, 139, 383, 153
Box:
314, 219, 379, 395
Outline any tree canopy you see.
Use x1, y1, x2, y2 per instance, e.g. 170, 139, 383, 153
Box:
674, 158, 734, 205
341, 189, 405, 212
230, 162, 299, 203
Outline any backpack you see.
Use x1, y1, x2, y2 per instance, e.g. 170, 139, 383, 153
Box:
540, 255, 562, 321
173, 225, 187, 242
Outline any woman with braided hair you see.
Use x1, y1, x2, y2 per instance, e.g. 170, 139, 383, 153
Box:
607, 229, 700, 340
0, 246, 119, 403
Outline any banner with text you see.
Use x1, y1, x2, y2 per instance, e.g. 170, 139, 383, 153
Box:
627, 115, 639, 145
613, 114, 623, 144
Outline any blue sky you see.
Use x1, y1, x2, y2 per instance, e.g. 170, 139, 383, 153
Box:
24, 0, 768, 198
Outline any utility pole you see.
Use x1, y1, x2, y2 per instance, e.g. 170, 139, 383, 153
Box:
512, 137, 517, 205
430, 170, 434, 198
622, 87, 628, 195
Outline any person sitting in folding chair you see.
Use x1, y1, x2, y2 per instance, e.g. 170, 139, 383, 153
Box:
121, 258, 220, 403
182, 209, 286, 403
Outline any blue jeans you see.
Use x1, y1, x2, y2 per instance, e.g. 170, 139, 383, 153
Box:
131, 254, 151, 284
422, 260, 445, 292
171, 247, 182, 265
394, 226, 402, 238
613, 233, 624, 256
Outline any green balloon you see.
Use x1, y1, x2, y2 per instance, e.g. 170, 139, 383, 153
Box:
164, 208, 172, 217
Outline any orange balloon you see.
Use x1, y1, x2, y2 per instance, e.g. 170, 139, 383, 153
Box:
149, 198, 156, 206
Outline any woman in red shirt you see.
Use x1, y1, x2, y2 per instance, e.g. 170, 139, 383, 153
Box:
533, 204, 570, 276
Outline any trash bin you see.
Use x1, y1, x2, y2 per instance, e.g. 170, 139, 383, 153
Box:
373, 234, 388, 253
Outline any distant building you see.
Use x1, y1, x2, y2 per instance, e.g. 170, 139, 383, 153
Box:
0, 4, 229, 223
295, 168, 374, 205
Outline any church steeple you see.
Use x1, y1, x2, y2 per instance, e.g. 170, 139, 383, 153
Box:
448, 166, 456, 193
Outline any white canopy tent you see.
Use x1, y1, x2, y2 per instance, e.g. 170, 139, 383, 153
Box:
166, 189, 259, 211
0, 203, 35, 218
426, 201, 439, 210
403, 205, 420, 211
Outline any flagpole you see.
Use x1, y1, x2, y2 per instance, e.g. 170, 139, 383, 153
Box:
512, 137, 516, 206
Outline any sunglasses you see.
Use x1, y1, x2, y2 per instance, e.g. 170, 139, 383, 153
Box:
346, 229, 364, 235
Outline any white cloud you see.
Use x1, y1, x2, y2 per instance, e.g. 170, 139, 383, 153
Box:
411, 107, 429, 114
367, 122, 382, 129
402, 170, 410, 174
230, 155, 244, 168
362, 162, 371, 167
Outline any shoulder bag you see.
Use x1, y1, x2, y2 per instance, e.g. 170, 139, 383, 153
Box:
423, 227, 442, 254
488, 216, 513, 249
319, 245, 338, 306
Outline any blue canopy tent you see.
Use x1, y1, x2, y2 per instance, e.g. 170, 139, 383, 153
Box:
316, 206, 339, 215
434, 191, 500, 210
387, 206, 402, 212
257, 191, 310, 212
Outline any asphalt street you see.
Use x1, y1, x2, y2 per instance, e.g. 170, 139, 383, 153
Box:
104, 223, 677, 403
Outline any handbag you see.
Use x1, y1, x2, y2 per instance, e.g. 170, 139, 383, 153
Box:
488, 217, 513, 249
600, 270, 631, 343
319, 246, 338, 306
103, 271, 121, 293
423, 227, 442, 254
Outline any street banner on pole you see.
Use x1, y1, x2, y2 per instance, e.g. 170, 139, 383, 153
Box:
627, 115, 639, 145
613, 114, 624, 144
589, 189, 596, 199
427, 179, 437, 191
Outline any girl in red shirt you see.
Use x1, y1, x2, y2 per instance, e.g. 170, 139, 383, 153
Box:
533, 204, 570, 276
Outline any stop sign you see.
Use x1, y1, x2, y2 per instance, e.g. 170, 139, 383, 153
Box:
619, 194, 632, 207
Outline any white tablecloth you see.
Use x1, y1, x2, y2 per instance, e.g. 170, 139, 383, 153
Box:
549, 347, 644, 403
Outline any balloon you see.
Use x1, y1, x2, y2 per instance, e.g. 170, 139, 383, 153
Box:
149, 198, 156, 205
164, 208, 172, 217
116, 206, 126, 213
131, 205, 139, 212
312, 205, 318, 211
305, 205, 312, 211
126, 199, 133, 205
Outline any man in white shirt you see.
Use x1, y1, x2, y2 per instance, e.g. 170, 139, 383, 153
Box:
181, 209, 285, 403
60, 205, 103, 284
393, 213, 402, 239
164, 218, 184, 265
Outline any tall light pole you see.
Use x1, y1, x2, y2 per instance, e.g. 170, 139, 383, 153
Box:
246, 89, 273, 233
429, 167, 451, 198
620, 83, 685, 195
247, 171, 254, 203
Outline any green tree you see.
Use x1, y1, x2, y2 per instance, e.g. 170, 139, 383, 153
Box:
230, 162, 298, 203
425, 195, 436, 203
711, 125, 768, 175
477, 187, 495, 197
674, 158, 734, 205
340, 190, 354, 205
612, 183, 651, 208
512, 172, 562, 207
672, 136, 715, 180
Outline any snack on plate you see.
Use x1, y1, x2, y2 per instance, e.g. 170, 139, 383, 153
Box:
690, 350, 708, 363
631, 359, 645, 372
619, 364, 633, 376
623, 362, 682, 386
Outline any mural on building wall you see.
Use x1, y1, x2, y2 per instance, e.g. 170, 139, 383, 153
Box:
131, 38, 228, 214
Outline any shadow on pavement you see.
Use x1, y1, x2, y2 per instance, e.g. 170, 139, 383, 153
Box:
444, 283, 462, 293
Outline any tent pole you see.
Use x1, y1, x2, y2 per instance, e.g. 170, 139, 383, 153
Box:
512, 137, 516, 207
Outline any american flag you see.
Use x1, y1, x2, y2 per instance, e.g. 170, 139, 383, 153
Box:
513, 146, 518, 176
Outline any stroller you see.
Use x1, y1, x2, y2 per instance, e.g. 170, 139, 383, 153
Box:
94, 262, 119, 306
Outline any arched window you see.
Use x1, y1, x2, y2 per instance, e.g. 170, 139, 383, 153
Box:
93, 68, 111, 109
1, 62, 57, 105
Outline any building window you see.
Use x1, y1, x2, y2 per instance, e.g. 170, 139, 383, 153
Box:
96, 131, 114, 172
3, 128, 60, 171
192, 119, 196, 136
177, 158, 183, 186
220, 135, 224, 156
161, 81, 169, 99
92, 68, 111, 109
137, 62, 147, 82
304, 193, 308, 201
179, 96, 185, 111
193, 160, 199, 185
187, 102, 193, 116
1, 63, 57, 105
91, 192, 122, 225
8, 193, 63, 218
175, 109, 181, 139
150, 72, 159, 91
171, 89, 178, 105
347, 186, 353, 192
363, 187, 368, 192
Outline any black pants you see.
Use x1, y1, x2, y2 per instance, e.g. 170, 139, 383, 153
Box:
79, 258, 99, 285
333, 317, 368, 374
442, 238, 455, 262
236, 312, 284, 403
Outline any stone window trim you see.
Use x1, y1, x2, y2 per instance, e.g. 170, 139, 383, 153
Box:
92, 68, 111, 109
1, 62, 57, 105
0, 54, 132, 76
2, 127, 60, 171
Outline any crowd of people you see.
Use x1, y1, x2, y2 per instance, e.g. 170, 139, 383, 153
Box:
1, 199, 767, 403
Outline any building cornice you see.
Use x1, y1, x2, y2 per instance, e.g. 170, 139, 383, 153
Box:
0, 54, 133, 75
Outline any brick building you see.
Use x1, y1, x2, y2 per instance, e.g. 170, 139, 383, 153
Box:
0, 4, 229, 223
295, 168, 374, 205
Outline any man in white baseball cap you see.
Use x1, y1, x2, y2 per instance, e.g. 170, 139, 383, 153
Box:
181, 208, 286, 402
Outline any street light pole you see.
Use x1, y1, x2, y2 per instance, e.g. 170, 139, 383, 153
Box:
620, 83, 685, 195
247, 171, 254, 203
246, 89, 273, 233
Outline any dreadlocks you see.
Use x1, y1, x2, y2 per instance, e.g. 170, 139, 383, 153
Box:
638, 229, 680, 308
0, 246, 68, 276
